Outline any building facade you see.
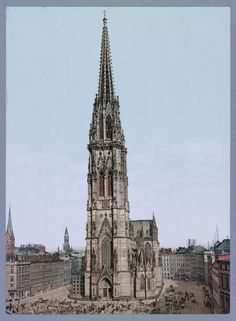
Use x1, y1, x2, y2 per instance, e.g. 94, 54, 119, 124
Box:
29, 256, 70, 296
216, 255, 230, 313
6, 256, 71, 302
161, 245, 205, 282
70, 274, 85, 298
211, 239, 230, 314
84, 15, 162, 300
6, 261, 31, 301
69, 250, 85, 298
204, 250, 215, 288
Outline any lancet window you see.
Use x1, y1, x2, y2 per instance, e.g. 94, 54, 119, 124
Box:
99, 116, 104, 140
140, 274, 145, 290
107, 172, 113, 197
106, 115, 112, 139
99, 172, 105, 197
101, 238, 112, 268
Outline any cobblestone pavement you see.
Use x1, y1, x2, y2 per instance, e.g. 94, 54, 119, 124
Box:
6, 281, 212, 314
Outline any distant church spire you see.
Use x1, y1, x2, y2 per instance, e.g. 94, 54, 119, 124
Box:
6, 206, 15, 257
6, 207, 14, 237
98, 13, 115, 104
63, 226, 70, 253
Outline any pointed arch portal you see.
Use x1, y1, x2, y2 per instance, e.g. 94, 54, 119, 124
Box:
100, 278, 112, 298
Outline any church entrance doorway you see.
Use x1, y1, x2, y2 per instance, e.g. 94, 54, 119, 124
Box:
100, 278, 112, 298
103, 288, 107, 297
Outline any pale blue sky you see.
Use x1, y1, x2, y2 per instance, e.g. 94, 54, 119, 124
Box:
6, 7, 230, 251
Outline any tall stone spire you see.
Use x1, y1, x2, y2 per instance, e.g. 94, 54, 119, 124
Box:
85, 13, 130, 300
63, 226, 70, 253
97, 12, 115, 104
84, 14, 163, 300
6, 207, 15, 257
89, 14, 124, 145
6, 207, 14, 237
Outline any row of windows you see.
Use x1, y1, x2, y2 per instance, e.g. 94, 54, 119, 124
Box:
220, 263, 230, 271
17, 266, 30, 273
99, 175, 113, 197
18, 274, 30, 281
140, 275, 151, 290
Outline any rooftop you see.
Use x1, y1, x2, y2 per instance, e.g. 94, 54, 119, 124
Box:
130, 219, 153, 238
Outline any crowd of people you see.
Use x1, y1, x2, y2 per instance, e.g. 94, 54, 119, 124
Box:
6, 281, 211, 315
6, 298, 158, 314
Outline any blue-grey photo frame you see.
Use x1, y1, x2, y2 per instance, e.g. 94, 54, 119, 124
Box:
0, 0, 235, 320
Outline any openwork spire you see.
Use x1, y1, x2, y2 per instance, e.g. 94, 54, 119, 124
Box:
98, 13, 115, 103
6, 207, 14, 237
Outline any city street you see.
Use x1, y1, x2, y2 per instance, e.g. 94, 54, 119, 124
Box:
6, 280, 211, 314
157, 279, 211, 314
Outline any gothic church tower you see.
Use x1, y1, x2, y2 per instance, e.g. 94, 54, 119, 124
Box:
63, 226, 70, 254
6, 207, 15, 257
84, 14, 131, 300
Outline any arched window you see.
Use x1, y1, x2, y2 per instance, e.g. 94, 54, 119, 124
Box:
140, 274, 145, 290
147, 278, 151, 289
99, 172, 105, 197
107, 172, 113, 197
99, 116, 104, 140
102, 238, 112, 268
106, 115, 112, 140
